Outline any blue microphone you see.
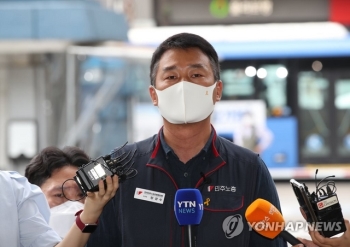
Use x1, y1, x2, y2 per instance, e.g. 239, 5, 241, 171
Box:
174, 189, 204, 247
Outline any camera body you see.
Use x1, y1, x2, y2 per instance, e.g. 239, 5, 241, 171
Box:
290, 178, 346, 238
74, 156, 114, 194
73, 145, 137, 196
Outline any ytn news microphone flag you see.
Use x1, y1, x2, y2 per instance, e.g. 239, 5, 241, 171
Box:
174, 189, 204, 247
174, 188, 204, 226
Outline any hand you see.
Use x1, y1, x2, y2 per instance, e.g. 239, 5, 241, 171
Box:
56, 175, 119, 247
298, 206, 350, 247
292, 237, 320, 247
80, 175, 119, 223
306, 220, 350, 247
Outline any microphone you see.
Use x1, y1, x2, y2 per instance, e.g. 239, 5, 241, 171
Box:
245, 198, 305, 246
174, 189, 204, 247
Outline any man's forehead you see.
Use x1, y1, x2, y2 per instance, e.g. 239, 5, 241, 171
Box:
159, 50, 211, 69
162, 46, 206, 57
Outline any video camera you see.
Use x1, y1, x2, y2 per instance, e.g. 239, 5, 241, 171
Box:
290, 169, 346, 237
73, 143, 137, 196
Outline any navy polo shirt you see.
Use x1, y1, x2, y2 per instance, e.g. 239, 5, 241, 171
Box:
160, 129, 214, 188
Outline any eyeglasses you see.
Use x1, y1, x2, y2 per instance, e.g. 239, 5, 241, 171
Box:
61, 179, 86, 202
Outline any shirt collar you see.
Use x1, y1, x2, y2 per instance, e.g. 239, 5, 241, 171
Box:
160, 127, 214, 156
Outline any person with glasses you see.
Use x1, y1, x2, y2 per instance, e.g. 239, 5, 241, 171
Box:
25, 146, 90, 237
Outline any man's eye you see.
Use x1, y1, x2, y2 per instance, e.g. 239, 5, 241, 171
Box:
192, 74, 202, 78
54, 193, 64, 198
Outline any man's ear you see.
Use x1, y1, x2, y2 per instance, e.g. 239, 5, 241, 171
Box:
215, 80, 223, 102
149, 86, 158, 106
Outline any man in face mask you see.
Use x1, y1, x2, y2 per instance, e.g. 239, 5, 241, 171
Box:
87, 33, 286, 247
25, 146, 90, 238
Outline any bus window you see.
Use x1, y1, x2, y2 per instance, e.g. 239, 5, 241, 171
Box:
258, 64, 288, 116
335, 79, 350, 158
297, 71, 330, 159
221, 68, 254, 98
220, 64, 289, 117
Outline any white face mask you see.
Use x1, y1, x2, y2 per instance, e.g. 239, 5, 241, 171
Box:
49, 201, 84, 238
154, 81, 217, 124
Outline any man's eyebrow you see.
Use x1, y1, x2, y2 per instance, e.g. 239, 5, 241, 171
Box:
162, 65, 177, 72
50, 185, 64, 192
162, 63, 207, 72
189, 63, 206, 69
50, 184, 78, 192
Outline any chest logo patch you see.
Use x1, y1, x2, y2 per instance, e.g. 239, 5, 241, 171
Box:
134, 188, 165, 204
208, 185, 236, 192
222, 214, 244, 239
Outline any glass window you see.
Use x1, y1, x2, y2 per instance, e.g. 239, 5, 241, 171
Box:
335, 79, 350, 109
77, 55, 151, 157
221, 64, 289, 117
335, 79, 350, 157
298, 72, 328, 110
297, 71, 330, 158
221, 68, 254, 97
258, 64, 287, 111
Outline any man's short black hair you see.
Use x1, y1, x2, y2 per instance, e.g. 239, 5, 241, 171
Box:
25, 146, 90, 187
150, 32, 220, 86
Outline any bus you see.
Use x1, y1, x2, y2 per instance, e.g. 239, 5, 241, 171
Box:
71, 22, 350, 180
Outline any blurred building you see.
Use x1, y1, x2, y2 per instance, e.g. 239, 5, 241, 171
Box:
0, 0, 130, 171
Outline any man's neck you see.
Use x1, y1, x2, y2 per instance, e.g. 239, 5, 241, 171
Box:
162, 119, 212, 163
